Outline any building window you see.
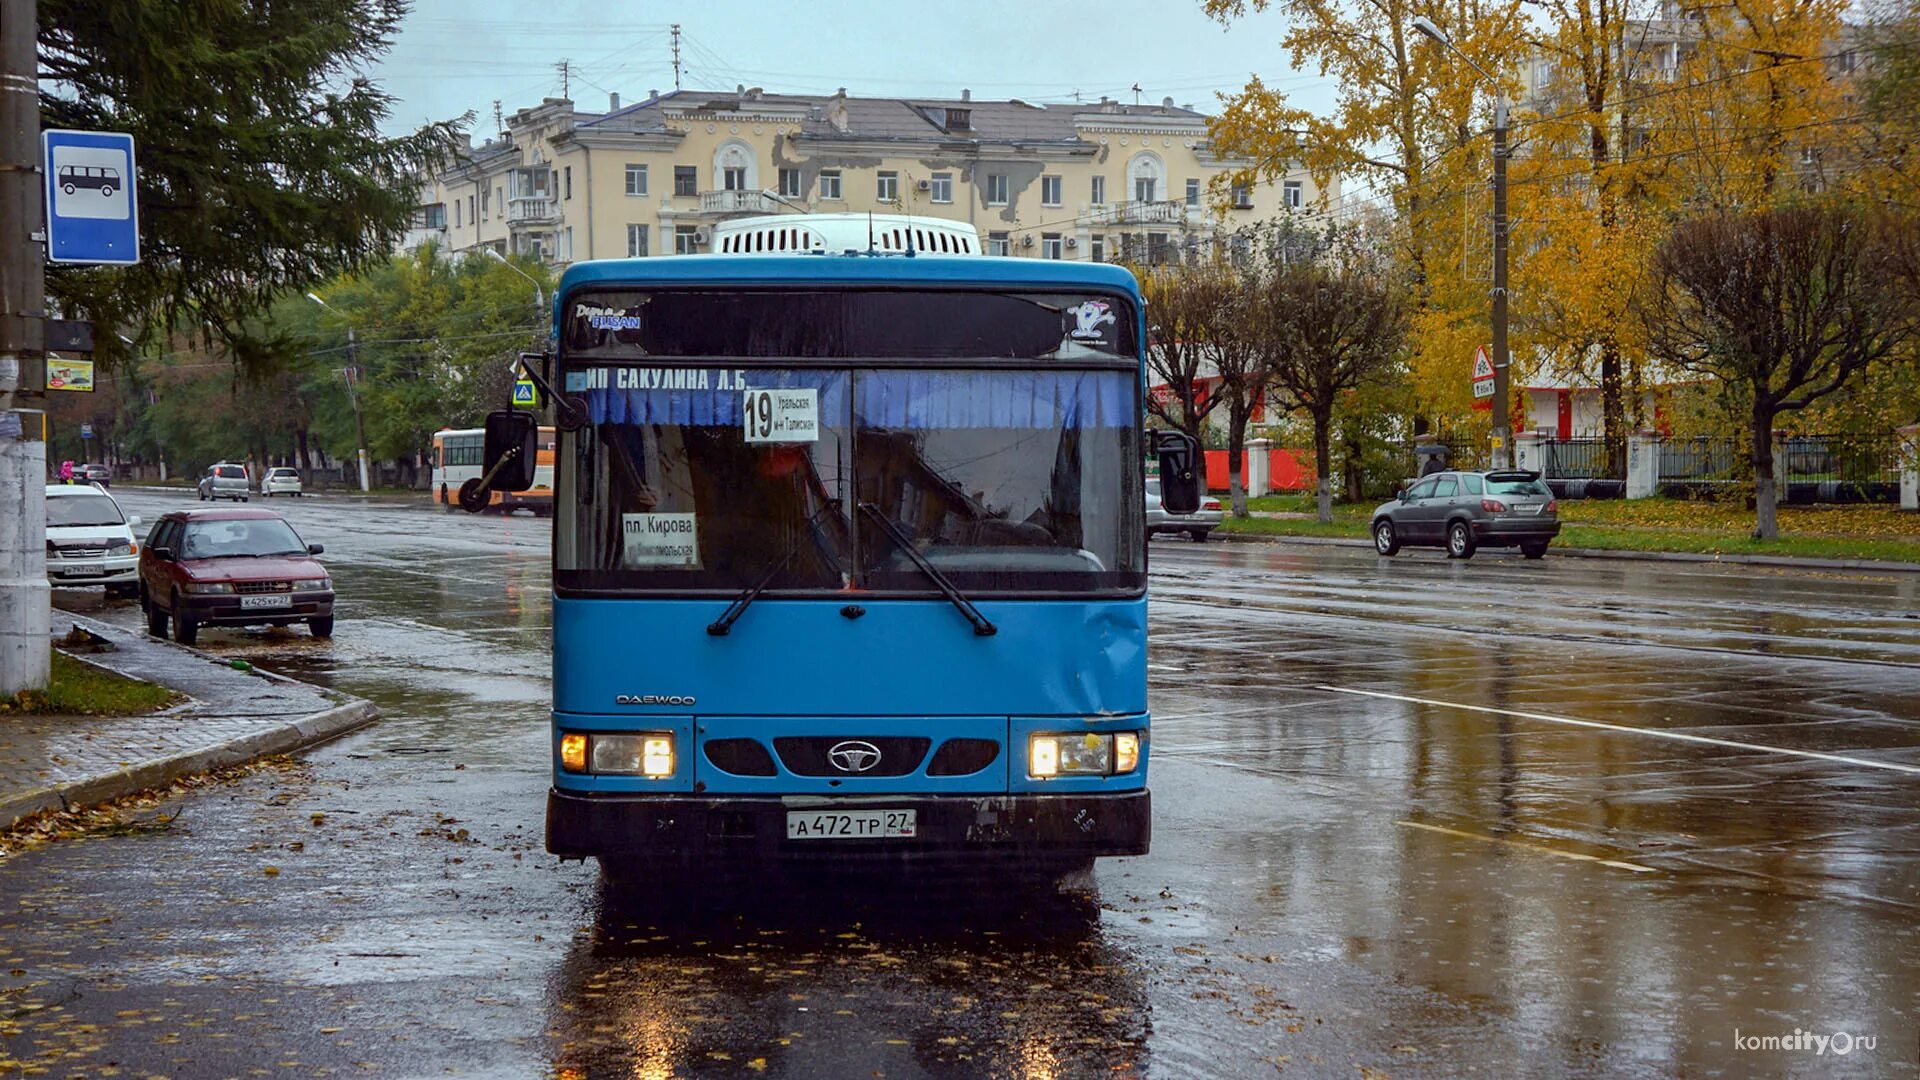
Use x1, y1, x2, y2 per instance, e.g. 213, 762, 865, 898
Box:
1282, 180, 1302, 209
625, 164, 648, 196
468, 195, 475, 226
422, 203, 446, 229
1234, 182, 1254, 209
454, 199, 461, 228
778, 168, 803, 198
987, 230, 1009, 256
1090, 175, 1105, 204
876, 170, 899, 202
674, 166, 697, 196
564, 166, 573, 200
1129, 152, 1164, 204
1041, 233, 1063, 259
675, 224, 701, 254
1185, 179, 1201, 207
560, 226, 573, 260
722, 166, 747, 191
627, 224, 649, 257
1089, 234, 1105, 263
929, 172, 952, 203
1040, 175, 1062, 206
1136, 176, 1156, 203
819, 170, 842, 199
1147, 232, 1170, 264
985, 174, 1009, 206
480, 185, 490, 218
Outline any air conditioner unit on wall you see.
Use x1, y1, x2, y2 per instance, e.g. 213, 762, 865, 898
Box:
916, 179, 931, 191
1065, 237, 1078, 249
693, 226, 712, 245
1021, 234, 1034, 247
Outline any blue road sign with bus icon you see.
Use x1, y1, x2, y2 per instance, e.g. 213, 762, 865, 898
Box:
43, 130, 140, 266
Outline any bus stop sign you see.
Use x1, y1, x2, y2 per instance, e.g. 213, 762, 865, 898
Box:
43, 129, 141, 265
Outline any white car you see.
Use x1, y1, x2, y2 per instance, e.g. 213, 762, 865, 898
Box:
45, 484, 143, 598
1146, 477, 1224, 541
261, 467, 304, 497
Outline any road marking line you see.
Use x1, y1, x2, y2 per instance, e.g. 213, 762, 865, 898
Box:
1317, 685, 1920, 776
1396, 820, 1658, 873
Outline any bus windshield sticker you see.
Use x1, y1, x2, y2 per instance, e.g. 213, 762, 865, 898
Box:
568, 367, 750, 392
742, 387, 818, 443
621, 513, 699, 567
1067, 300, 1116, 344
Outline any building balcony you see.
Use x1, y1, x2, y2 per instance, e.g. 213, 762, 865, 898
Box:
1091, 200, 1194, 227
506, 196, 558, 225
698, 189, 779, 217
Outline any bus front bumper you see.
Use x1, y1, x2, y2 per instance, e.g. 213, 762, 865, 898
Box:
546, 789, 1149, 864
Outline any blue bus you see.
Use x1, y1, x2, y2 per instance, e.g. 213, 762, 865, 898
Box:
479, 250, 1200, 883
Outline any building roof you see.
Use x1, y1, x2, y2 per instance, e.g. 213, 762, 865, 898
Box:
574, 89, 1207, 145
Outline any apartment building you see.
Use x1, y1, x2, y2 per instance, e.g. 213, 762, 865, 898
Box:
402, 87, 1332, 265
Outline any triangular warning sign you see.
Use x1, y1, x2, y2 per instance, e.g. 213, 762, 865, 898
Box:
512, 379, 538, 406
1472, 346, 1494, 381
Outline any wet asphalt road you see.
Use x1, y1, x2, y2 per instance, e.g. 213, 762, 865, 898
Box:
6, 489, 1918, 1079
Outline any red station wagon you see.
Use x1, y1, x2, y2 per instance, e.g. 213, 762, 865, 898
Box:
138, 508, 335, 645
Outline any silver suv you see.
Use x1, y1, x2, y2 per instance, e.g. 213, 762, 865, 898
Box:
197, 463, 250, 502
1371, 469, 1559, 559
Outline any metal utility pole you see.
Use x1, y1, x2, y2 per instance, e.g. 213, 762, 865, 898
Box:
1490, 99, 1511, 469
0, 0, 49, 696
306, 293, 371, 492
670, 25, 682, 91
1414, 16, 1513, 469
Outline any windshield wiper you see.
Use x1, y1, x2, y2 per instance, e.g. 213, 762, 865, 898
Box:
705, 541, 800, 637
857, 503, 997, 637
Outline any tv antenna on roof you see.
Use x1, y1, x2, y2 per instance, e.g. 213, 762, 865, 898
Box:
671, 24, 683, 91
1131, 83, 1142, 106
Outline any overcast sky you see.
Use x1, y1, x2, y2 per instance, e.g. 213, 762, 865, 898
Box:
369, 0, 1334, 136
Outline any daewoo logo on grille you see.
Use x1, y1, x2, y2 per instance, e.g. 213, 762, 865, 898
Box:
614, 694, 696, 706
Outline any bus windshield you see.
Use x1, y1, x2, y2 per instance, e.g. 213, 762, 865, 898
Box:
558, 367, 1141, 594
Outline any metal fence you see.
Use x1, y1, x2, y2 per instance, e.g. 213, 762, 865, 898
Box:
1659, 436, 1745, 484
1540, 435, 1626, 480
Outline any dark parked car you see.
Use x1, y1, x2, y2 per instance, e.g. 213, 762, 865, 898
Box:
79, 463, 111, 486
138, 508, 334, 645
1371, 469, 1559, 559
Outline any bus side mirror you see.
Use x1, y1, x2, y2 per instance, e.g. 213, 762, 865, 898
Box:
1153, 430, 1203, 515
466, 410, 538, 512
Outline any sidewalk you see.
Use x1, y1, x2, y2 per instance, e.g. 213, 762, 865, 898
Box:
0, 613, 377, 833
1214, 529, 1920, 573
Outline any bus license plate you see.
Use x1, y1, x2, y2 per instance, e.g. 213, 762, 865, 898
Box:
786, 809, 916, 840
239, 594, 292, 610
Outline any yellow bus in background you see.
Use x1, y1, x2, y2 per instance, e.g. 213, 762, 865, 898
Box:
432, 426, 556, 514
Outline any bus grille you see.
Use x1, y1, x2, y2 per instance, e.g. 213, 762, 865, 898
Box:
773, 736, 930, 777
703, 738, 777, 777
925, 739, 1000, 777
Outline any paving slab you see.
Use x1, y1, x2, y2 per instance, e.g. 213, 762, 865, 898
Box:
0, 611, 377, 831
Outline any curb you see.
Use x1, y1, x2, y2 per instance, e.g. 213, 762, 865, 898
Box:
1210, 529, 1920, 573
0, 700, 378, 833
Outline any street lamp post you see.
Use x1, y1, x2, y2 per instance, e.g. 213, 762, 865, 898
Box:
1413, 16, 1513, 470
306, 293, 371, 493
484, 248, 546, 327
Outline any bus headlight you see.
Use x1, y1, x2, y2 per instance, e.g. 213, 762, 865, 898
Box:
1028, 733, 1119, 778
575, 733, 676, 777
560, 733, 588, 773
1114, 732, 1141, 773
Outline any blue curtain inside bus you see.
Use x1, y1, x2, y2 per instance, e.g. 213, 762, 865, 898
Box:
581, 370, 1131, 430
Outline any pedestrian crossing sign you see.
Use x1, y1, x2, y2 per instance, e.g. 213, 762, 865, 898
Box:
512, 379, 538, 407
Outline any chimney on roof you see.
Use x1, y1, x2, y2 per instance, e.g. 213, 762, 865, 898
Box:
610, 92, 621, 110
961, 88, 971, 101
827, 89, 850, 133
649, 89, 659, 100
1100, 96, 1117, 114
